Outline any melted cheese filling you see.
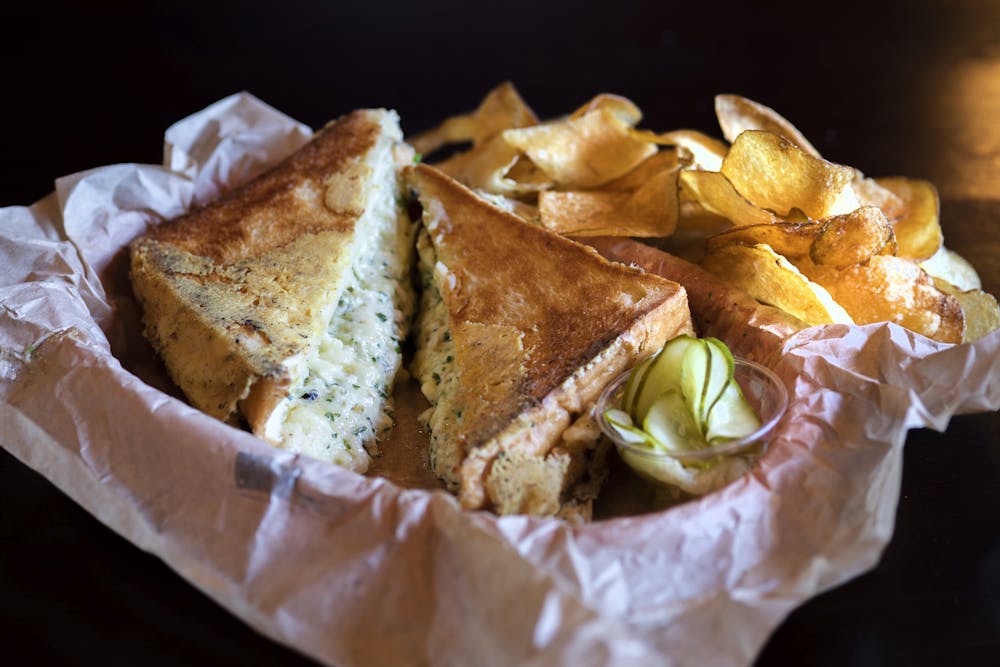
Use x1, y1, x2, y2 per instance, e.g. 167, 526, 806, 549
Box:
410, 230, 463, 489
278, 149, 415, 472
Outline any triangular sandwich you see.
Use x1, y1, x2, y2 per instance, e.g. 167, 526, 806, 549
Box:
130, 109, 415, 471
406, 163, 693, 516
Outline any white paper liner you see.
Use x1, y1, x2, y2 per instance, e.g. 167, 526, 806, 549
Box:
1, 92, 998, 667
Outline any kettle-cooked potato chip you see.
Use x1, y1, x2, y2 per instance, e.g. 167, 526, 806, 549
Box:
570, 93, 644, 125
635, 128, 728, 171
537, 150, 683, 237
409, 81, 538, 156
932, 278, 1000, 342
799, 255, 964, 343
875, 177, 943, 260
809, 206, 896, 268
721, 130, 859, 220
920, 245, 982, 291
503, 107, 656, 188
432, 133, 527, 195
715, 94, 821, 158
600, 149, 687, 190
680, 170, 778, 227
700, 243, 854, 325
705, 221, 821, 259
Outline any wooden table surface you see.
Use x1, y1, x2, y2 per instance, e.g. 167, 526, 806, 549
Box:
2, 1, 998, 665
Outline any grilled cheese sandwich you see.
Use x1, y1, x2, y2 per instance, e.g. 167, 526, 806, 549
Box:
406, 163, 693, 516
130, 109, 415, 471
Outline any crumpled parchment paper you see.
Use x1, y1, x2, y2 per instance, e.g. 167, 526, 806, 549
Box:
1, 92, 998, 667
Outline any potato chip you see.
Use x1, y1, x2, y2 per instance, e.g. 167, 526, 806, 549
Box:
409, 81, 538, 156
851, 170, 905, 219
705, 221, 821, 259
602, 149, 687, 190
677, 200, 730, 230
680, 170, 778, 227
664, 204, 733, 264
700, 243, 854, 325
715, 94, 821, 157
809, 206, 896, 268
504, 155, 552, 189
502, 108, 656, 188
920, 245, 982, 291
634, 128, 727, 171
432, 133, 527, 195
570, 93, 643, 125
721, 130, 859, 219
537, 151, 682, 237
875, 177, 943, 260
799, 255, 964, 343
932, 278, 1000, 342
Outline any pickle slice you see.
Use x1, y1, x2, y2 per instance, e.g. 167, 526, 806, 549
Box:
705, 379, 761, 443
679, 338, 731, 432
631, 334, 699, 423
621, 356, 654, 418
642, 389, 703, 453
605, 408, 656, 446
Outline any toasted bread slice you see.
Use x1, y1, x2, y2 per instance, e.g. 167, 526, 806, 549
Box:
406, 164, 693, 516
130, 109, 415, 470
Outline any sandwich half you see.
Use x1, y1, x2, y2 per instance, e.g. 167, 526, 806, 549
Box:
130, 109, 415, 471
406, 164, 693, 517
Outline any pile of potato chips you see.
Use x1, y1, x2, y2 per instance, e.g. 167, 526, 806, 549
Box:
410, 83, 999, 344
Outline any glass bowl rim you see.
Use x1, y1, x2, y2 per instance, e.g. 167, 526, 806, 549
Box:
593, 356, 789, 463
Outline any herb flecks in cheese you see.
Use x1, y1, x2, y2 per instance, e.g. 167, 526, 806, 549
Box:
278, 142, 415, 472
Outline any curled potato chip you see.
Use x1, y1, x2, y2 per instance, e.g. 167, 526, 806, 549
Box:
680, 170, 778, 227
932, 278, 1000, 342
504, 155, 552, 189
700, 243, 854, 325
722, 130, 858, 219
409, 81, 538, 156
635, 128, 727, 171
715, 95, 821, 158
503, 107, 656, 188
664, 206, 732, 264
705, 221, 821, 259
537, 151, 682, 237
601, 149, 687, 190
809, 206, 896, 268
677, 199, 730, 230
432, 133, 528, 195
570, 93, 643, 125
920, 245, 982, 291
800, 255, 964, 343
875, 177, 942, 260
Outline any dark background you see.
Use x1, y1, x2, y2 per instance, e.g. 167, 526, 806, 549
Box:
2, 1, 999, 665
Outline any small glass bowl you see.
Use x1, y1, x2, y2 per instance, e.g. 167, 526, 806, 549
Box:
594, 358, 788, 490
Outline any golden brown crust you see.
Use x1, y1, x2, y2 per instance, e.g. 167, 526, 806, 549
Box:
147, 111, 381, 263
406, 164, 693, 514
130, 109, 394, 427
